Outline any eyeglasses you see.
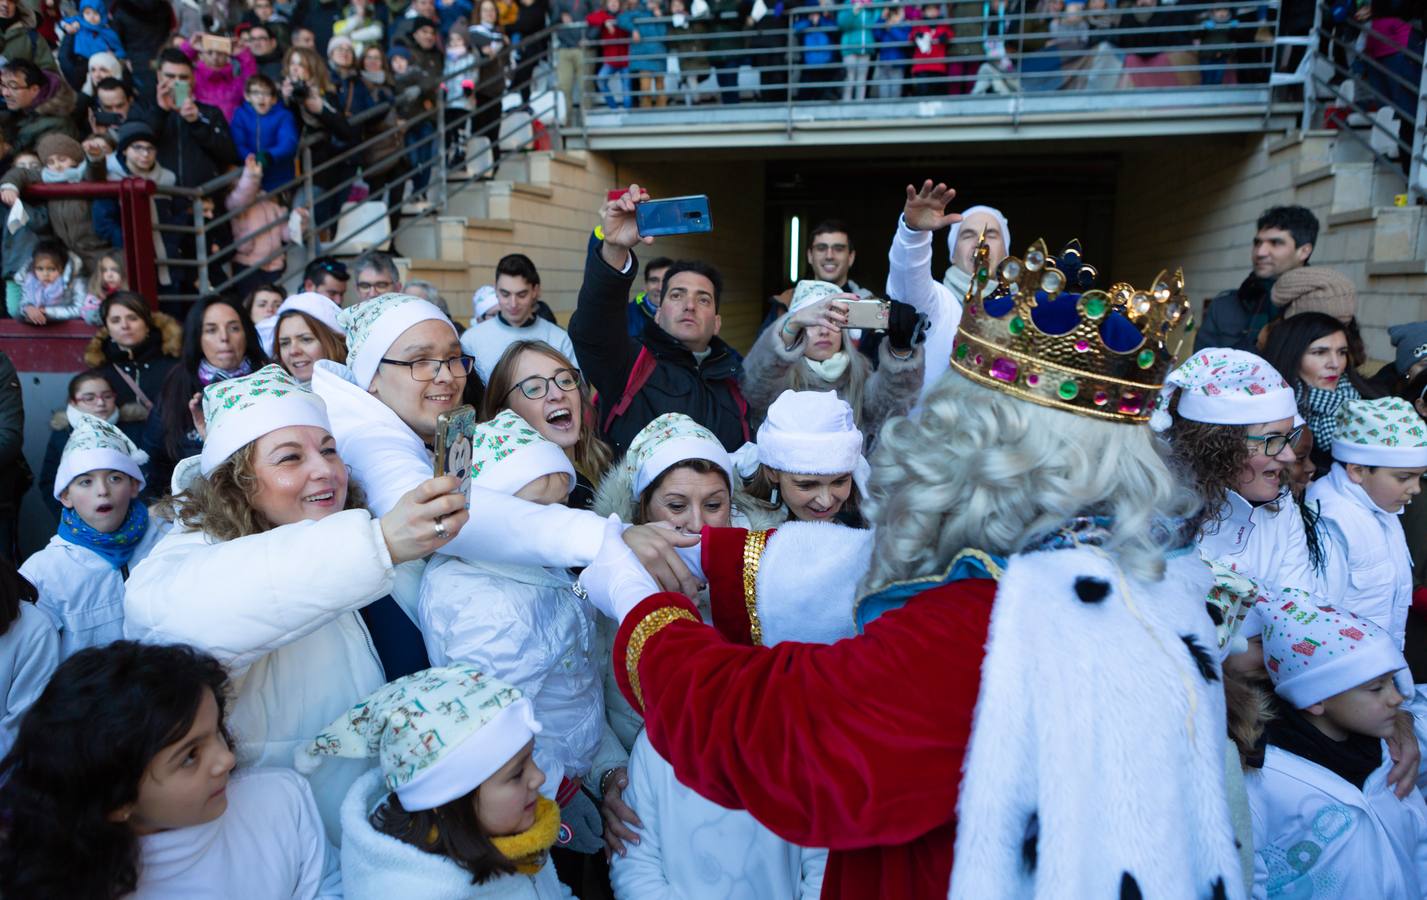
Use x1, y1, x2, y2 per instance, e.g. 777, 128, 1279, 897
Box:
75, 391, 116, 404
379, 354, 475, 381
357, 279, 394, 294
811, 243, 849, 254
1245, 425, 1304, 458
506, 368, 581, 401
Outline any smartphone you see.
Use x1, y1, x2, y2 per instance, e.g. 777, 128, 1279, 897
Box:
842, 299, 891, 331
635, 195, 712, 238
433, 404, 479, 502
171, 79, 190, 108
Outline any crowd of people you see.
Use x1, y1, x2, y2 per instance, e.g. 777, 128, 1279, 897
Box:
2, 170, 1427, 899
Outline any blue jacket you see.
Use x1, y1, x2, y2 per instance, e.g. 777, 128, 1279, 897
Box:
794, 15, 836, 66
619, 9, 670, 73
229, 102, 301, 193
874, 20, 912, 61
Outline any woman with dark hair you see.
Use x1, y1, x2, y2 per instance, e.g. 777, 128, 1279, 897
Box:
1262, 310, 1381, 473
0, 560, 58, 761
282, 46, 362, 239
142, 296, 268, 496
83, 292, 182, 419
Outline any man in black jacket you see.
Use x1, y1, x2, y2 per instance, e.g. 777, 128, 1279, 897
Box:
569, 185, 750, 454
1194, 205, 1318, 353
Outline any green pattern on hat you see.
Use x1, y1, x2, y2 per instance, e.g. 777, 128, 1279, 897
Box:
1334, 397, 1427, 450
201, 364, 304, 433
628, 413, 720, 471
471, 409, 549, 480
63, 411, 146, 461
337, 292, 424, 368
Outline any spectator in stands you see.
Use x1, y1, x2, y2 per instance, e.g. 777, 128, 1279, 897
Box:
627, 255, 669, 340
242, 0, 292, 47
1116, 0, 1196, 87
60, 0, 127, 63
0, 132, 112, 272
468, 0, 508, 170
183, 31, 258, 121
333, 0, 384, 52
508, 0, 552, 105
589, 0, 633, 109
0, 0, 58, 76
326, 36, 369, 111
391, 0, 440, 48
554, 0, 589, 118
241, 23, 286, 81
353, 250, 403, 301
795, 4, 840, 101
14, 240, 83, 327
872, 2, 913, 98
622, 0, 671, 107
227, 154, 304, 300
230, 74, 300, 194
1197, 4, 1239, 86
291, 0, 344, 54
908, 3, 953, 95
37, 369, 148, 519
90, 78, 137, 141
1195, 205, 1318, 353
269, 293, 348, 382
0, 59, 79, 151
462, 254, 580, 383
292, 26, 318, 50
83, 292, 181, 419
441, 30, 477, 169
398, 16, 445, 77
570, 186, 748, 453
68, 53, 123, 133
303, 255, 349, 304
79, 253, 126, 320
281, 46, 361, 238
92, 122, 178, 283
838, 0, 878, 101
244, 283, 285, 324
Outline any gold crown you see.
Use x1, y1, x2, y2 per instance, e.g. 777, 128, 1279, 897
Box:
948, 236, 1191, 424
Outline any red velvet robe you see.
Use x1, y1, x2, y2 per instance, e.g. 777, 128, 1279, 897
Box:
612, 575, 996, 899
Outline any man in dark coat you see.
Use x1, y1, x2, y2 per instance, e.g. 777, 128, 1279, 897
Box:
1195, 205, 1318, 353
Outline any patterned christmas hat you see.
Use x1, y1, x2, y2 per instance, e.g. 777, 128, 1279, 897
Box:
53, 411, 148, 500
472, 285, 499, 320
256, 291, 346, 358
757, 390, 867, 486
200, 365, 330, 475
470, 409, 576, 497
626, 413, 734, 497
1330, 397, 1427, 468
297, 665, 542, 811
1150, 347, 1297, 431
1258, 596, 1406, 708
336, 292, 454, 389
788, 280, 844, 316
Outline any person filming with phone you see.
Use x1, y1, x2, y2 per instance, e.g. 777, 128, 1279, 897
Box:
570, 184, 750, 455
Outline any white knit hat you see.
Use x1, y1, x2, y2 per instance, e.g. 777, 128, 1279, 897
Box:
1330, 397, 1427, 468
469, 409, 576, 497
199, 365, 331, 475
472, 285, 498, 321
53, 412, 148, 499
625, 413, 734, 497
1150, 348, 1297, 431
298, 665, 541, 811
788, 280, 844, 316
757, 390, 867, 486
257, 291, 346, 357
1259, 596, 1406, 708
337, 292, 455, 388
946, 205, 1012, 261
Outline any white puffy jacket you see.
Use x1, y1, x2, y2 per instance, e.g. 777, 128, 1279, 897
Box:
124, 509, 392, 842
0, 602, 59, 760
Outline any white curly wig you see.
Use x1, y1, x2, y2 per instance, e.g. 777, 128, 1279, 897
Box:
861, 374, 1202, 591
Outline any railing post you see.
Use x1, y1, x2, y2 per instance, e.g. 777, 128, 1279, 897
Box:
1412, 57, 1427, 200
434, 87, 449, 209
785, 9, 795, 134
192, 187, 210, 296
302, 143, 318, 256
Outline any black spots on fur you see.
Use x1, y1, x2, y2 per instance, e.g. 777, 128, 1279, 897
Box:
1182, 634, 1219, 684
1120, 872, 1143, 900
1204, 601, 1224, 626
1074, 576, 1110, 604
1209, 877, 1228, 900
1021, 811, 1038, 875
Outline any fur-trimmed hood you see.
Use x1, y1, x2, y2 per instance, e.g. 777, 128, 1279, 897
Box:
83, 310, 183, 369
592, 457, 786, 532
49, 403, 147, 430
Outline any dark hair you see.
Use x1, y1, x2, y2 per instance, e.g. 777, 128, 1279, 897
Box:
1166, 394, 1257, 531
1261, 311, 1373, 399
1256, 205, 1319, 252
30, 239, 66, 271
746, 464, 861, 523
661, 260, 723, 310
636, 458, 730, 524
155, 296, 267, 459
644, 256, 674, 279
157, 47, 193, 70
495, 253, 540, 287
371, 789, 518, 885
94, 77, 131, 98
242, 282, 285, 315
273, 309, 349, 370
244, 73, 277, 94
304, 255, 348, 286
99, 291, 155, 333
0, 642, 231, 900
1, 59, 43, 89
0, 559, 37, 637
1402, 367, 1427, 406
809, 219, 854, 252
68, 368, 114, 401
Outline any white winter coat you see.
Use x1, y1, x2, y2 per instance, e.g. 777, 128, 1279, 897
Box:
0, 602, 59, 760
418, 555, 626, 796
1197, 489, 1323, 605
884, 214, 964, 402
341, 768, 575, 900
1247, 743, 1427, 899
124, 509, 391, 842
1309, 463, 1414, 650
20, 512, 166, 659
135, 768, 342, 899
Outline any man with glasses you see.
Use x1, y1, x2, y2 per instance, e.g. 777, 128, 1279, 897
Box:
0, 59, 79, 151
760, 219, 872, 333
304, 256, 350, 305
240, 24, 286, 80
353, 251, 404, 302
462, 254, 580, 384
91, 78, 140, 139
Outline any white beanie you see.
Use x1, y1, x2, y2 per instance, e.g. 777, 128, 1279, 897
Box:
946, 205, 1012, 264
469, 409, 576, 497
1259, 596, 1406, 708
1151, 347, 1298, 431
53, 412, 148, 500
337, 292, 455, 389
625, 413, 734, 497
788, 280, 844, 316
199, 365, 332, 475
1330, 397, 1427, 468
472, 285, 499, 320
757, 390, 867, 486
257, 291, 346, 357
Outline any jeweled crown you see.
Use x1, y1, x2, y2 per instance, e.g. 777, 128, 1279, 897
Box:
948, 236, 1192, 424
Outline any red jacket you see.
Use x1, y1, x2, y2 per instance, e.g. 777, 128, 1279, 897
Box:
586, 9, 631, 67
910, 23, 954, 74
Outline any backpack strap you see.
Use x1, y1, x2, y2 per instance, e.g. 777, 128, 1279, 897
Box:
602, 345, 657, 434
724, 375, 750, 442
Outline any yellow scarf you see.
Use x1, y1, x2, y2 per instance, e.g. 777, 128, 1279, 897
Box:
490, 796, 562, 876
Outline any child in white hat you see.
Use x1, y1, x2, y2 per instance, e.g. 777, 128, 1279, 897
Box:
1307, 397, 1427, 655
1246, 597, 1427, 898
749, 389, 869, 527
301, 665, 567, 899
20, 412, 166, 659
417, 410, 627, 849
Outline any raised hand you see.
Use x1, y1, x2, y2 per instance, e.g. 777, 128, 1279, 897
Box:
379, 476, 471, 564
902, 179, 962, 233
599, 183, 653, 270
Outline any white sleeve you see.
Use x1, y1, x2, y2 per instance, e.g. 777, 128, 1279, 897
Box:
797, 847, 829, 900
286, 772, 343, 900
0, 605, 59, 755
426, 577, 555, 703
885, 214, 950, 320
609, 737, 681, 900
123, 511, 394, 671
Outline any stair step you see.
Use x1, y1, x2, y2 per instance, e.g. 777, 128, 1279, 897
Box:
1292, 165, 1334, 187
511, 182, 555, 199
1327, 207, 1377, 227
465, 217, 516, 232
1366, 260, 1427, 276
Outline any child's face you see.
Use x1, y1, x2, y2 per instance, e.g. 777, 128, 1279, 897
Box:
448, 33, 467, 53
100, 258, 123, 289
390, 54, 410, 74
111, 688, 236, 834
14, 152, 39, 171
250, 289, 283, 322
246, 83, 276, 114
61, 468, 139, 532
1308, 672, 1405, 741
82, 6, 101, 24
32, 255, 62, 285
1347, 463, 1427, 514
123, 140, 157, 173
512, 472, 572, 506
46, 153, 77, 173
71, 377, 117, 420
413, 25, 438, 49
475, 740, 545, 836
363, 48, 385, 71
1211, 7, 1230, 20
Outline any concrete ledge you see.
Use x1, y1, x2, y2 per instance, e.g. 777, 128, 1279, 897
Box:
1267, 133, 1304, 155
551, 151, 588, 168
511, 183, 555, 199
465, 217, 517, 232
402, 258, 471, 271
1292, 165, 1334, 187
1327, 207, 1377, 227
1366, 260, 1427, 277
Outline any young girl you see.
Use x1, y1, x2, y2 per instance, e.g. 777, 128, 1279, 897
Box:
21, 412, 165, 659
16, 240, 81, 327
82, 253, 128, 325
0, 641, 340, 898
0, 561, 59, 760
301, 665, 569, 898
746, 389, 869, 527
443, 29, 478, 168
245, 282, 286, 325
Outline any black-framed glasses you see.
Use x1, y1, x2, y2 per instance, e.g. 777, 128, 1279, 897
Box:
378, 354, 475, 381
1245, 425, 1304, 458
506, 368, 581, 401
356, 279, 395, 294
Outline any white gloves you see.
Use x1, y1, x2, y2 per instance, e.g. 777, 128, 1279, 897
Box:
579, 516, 662, 623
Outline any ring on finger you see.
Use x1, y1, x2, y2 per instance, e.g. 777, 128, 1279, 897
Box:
434, 517, 448, 540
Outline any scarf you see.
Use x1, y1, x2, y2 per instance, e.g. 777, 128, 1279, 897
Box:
803, 351, 850, 383
197, 357, 253, 386
1300, 378, 1359, 448
24, 271, 67, 309
68, 403, 120, 426
58, 502, 149, 570
41, 165, 84, 184
360, 69, 387, 85
1261, 696, 1383, 790
942, 264, 995, 304
423, 796, 560, 876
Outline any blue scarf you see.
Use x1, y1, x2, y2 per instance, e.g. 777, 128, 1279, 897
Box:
197, 357, 254, 386
58, 503, 149, 570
